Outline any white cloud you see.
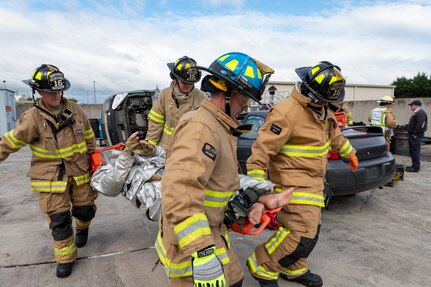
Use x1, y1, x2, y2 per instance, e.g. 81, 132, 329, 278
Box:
0, 1, 430, 103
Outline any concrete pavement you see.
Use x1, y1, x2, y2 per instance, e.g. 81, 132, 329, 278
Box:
1, 146, 430, 287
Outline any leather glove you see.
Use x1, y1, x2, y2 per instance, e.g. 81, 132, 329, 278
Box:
349, 155, 358, 171
192, 246, 226, 287
123, 135, 139, 156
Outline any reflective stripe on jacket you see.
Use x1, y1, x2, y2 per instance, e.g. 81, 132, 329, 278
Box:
247, 86, 356, 206
156, 99, 240, 277
0, 98, 96, 188
145, 81, 205, 149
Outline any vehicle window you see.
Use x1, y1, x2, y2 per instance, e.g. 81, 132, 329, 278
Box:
240, 115, 265, 139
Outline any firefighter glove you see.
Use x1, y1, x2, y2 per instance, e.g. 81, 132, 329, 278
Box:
349, 155, 358, 171
191, 246, 226, 287
123, 136, 139, 156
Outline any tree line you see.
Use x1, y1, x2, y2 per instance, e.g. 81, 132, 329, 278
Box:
392, 72, 431, 98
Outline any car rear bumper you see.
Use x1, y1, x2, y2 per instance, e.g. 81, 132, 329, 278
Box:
326, 152, 396, 196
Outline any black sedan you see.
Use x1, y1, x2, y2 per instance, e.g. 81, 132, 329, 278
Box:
237, 111, 396, 196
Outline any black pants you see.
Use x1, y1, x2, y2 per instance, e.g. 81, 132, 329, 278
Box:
408, 134, 423, 170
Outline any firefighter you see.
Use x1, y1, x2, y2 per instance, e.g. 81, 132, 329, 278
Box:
246, 61, 358, 287
155, 52, 274, 287
368, 96, 397, 143
329, 102, 353, 128
0, 64, 97, 278
141, 56, 206, 153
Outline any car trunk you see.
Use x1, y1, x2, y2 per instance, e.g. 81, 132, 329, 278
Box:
341, 126, 387, 160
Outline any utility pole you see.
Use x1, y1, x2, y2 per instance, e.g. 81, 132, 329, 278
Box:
93, 81, 96, 104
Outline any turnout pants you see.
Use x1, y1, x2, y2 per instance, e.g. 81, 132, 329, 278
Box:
39, 177, 98, 263
247, 204, 321, 281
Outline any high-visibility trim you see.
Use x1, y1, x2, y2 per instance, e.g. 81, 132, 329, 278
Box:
280, 142, 330, 157
224, 229, 231, 249
148, 109, 165, 124
155, 232, 229, 278
146, 139, 158, 146
247, 252, 278, 280
281, 267, 308, 276
265, 227, 291, 254
204, 189, 236, 208
290, 192, 325, 207
29, 141, 87, 159
3, 130, 27, 149
54, 241, 77, 257
31, 181, 68, 192
174, 213, 211, 249
215, 247, 230, 265
76, 219, 91, 229
163, 124, 175, 136
84, 128, 95, 140
339, 140, 353, 158
73, 173, 91, 186
247, 169, 267, 181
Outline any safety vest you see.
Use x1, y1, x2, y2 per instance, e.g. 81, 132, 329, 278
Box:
370, 107, 392, 134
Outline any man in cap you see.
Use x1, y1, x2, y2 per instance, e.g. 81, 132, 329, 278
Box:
0, 64, 97, 278
406, 99, 428, 172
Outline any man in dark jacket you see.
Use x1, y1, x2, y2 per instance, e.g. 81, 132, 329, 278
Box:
406, 99, 428, 172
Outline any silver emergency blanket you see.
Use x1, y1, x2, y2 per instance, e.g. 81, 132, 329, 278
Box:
91, 147, 273, 222
91, 146, 165, 221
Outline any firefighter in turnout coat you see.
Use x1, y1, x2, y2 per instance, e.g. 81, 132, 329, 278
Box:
143, 56, 206, 151
155, 52, 274, 287
0, 64, 97, 278
246, 61, 358, 287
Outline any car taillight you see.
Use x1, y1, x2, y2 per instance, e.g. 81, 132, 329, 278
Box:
327, 151, 340, 160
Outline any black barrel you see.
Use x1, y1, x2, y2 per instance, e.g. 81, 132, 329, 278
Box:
390, 127, 410, 156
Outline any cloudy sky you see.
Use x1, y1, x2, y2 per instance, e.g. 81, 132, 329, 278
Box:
0, 0, 430, 103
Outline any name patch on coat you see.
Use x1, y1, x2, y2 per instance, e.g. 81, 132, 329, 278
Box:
270, 124, 282, 135
202, 143, 217, 161
75, 129, 84, 135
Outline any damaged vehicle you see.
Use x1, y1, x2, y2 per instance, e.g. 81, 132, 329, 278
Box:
237, 110, 397, 196
102, 89, 158, 146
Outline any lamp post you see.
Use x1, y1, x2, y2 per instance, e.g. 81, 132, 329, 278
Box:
93, 81, 96, 104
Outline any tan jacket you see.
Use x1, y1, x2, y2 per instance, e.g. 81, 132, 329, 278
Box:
145, 81, 205, 149
0, 98, 96, 191
155, 99, 241, 278
247, 87, 356, 206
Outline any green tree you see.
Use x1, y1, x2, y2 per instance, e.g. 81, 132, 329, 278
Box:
392, 72, 431, 98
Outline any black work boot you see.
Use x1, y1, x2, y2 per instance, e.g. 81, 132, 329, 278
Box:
252, 275, 279, 287
280, 270, 323, 287
75, 228, 89, 248
56, 262, 73, 278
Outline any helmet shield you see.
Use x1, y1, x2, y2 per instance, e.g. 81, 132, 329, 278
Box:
296, 61, 345, 103
23, 64, 70, 92
197, 52, 274, 103
167, 56, 201, 84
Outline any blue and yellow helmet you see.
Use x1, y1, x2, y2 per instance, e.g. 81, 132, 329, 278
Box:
199, 52, 274, 103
